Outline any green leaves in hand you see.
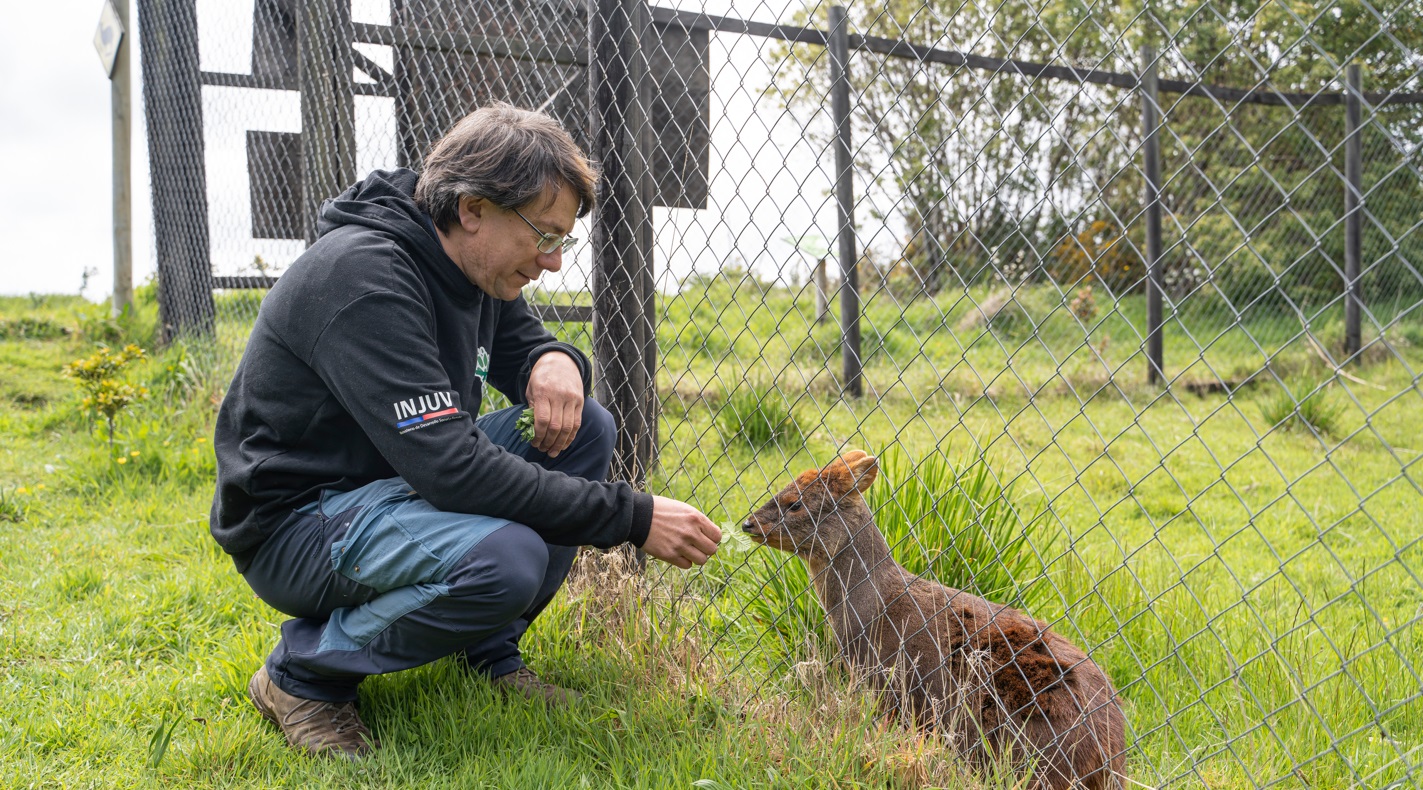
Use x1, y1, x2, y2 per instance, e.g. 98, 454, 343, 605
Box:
516, 407, 536, 443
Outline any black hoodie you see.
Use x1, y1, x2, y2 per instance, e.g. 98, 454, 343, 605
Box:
211, 169, 653, 570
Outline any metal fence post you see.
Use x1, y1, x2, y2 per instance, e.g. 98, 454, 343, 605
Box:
1345, 63, 1364, 360
1140, 45, 1164, 385
829, 6, 861, 398
591, 0, 654, 486
815, 257, 829, 324
136, 0, 215, 339
298, 0, 356, 245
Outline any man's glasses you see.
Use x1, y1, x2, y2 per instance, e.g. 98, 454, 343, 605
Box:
513, 208, 578, 255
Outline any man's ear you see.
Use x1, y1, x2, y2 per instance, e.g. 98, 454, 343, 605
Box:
457, 195, 486, 233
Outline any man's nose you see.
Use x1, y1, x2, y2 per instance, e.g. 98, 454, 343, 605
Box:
537, 247, 563, 273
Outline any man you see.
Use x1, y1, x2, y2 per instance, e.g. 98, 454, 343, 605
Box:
210, 104, 722, 759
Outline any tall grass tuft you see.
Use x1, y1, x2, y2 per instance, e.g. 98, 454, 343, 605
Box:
1259, 380, 1345, 436
0, 487, 26, 524
715, 379, 801, 450
866, 449, 1055, 611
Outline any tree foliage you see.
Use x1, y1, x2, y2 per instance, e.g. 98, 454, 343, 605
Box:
767, 0, 1423, 307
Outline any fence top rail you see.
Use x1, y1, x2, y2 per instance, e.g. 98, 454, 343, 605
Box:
648, 5, 1423, 107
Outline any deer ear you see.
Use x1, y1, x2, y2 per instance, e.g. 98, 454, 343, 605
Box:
824, 450, 878, 493
846, 452, 879, 492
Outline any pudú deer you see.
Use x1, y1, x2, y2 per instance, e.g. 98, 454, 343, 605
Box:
743, 450, 1126, 790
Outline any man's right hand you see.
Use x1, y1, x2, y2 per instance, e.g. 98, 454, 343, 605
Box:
640, 495, 722, 569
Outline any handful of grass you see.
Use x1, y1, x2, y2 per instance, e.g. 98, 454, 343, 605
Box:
515, 408, 536, 443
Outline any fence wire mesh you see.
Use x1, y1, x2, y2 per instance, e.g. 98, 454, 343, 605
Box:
137, 0, 1422, 786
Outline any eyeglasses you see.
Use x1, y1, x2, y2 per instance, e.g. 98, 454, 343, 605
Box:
512, 208, 578, 255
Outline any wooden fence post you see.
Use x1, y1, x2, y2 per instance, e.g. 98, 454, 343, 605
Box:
298, 0, 356, 244
591, 0, 654, 487
110, 0, 134, 318
136, 0, 215, 339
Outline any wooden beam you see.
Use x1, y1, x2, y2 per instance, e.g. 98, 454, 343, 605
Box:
352, 21, 587, 67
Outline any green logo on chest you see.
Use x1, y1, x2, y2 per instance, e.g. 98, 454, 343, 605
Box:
474, 347, 490, 387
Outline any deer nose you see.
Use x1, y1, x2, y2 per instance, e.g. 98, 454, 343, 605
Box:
742, 518, 759, 534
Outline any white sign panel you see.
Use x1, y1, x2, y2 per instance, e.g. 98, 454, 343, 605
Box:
93, 1, 125, 79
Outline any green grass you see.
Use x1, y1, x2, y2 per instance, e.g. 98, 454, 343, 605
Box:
1, 281, 1421, 788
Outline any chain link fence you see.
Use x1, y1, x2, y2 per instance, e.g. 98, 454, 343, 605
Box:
136, 0, 1422, 786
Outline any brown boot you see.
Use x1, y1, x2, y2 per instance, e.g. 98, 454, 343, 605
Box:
248, 666, 377, 759
491, 666, 583, 706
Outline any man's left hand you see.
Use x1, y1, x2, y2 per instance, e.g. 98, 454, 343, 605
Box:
525, 351, 584, 457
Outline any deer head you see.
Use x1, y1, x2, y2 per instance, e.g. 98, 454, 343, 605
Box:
743, 450, 880, 560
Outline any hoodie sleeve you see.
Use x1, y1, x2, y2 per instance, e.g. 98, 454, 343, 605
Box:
307, 289, 648, 548
486, 295, 593, 404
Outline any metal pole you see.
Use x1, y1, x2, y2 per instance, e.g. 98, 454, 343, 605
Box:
1345, 63, 1363, 360
110, 0, 133, 317
591, 0, 652, 487
829, 6, 861, 398
1140, 45, 1164, 386
814, 257, 829, 324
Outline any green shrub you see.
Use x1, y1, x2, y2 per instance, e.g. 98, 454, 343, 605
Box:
63, 344, 149, 450
1259, 381, 1345, 436
715, 380, 801, 450
0, 316, 70, 340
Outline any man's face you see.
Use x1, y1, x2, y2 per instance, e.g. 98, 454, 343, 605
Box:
443, 184, 579, 301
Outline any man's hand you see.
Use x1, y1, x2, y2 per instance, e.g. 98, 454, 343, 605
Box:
524, 351, 584, 457
641, 495, 722, 569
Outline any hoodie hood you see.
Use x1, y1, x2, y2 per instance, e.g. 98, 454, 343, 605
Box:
316, 168, 482, 304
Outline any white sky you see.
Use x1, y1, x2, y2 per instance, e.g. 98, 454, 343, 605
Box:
0, 0, 887, 302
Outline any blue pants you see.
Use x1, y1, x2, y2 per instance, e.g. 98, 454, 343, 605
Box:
242, 399, 616, 703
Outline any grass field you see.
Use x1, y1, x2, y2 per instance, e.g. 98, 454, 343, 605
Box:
0, 280, 1419, 788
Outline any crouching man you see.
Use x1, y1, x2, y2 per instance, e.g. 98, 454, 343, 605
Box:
210, 104, 721, 759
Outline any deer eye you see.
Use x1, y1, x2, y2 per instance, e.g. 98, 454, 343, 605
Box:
786, 501, 804, 513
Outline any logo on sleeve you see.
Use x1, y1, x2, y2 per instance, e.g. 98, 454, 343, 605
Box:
392, 390, 461, 433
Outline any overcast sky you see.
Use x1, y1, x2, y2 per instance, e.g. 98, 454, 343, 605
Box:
0, 0, 867, 302
0, 0, 151, 299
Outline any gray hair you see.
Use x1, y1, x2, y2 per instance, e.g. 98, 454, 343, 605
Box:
415, 103, 598, 231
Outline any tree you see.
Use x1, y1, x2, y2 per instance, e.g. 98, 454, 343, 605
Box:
766, 0, 1423, 309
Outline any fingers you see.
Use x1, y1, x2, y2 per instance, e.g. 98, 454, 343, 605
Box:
643, 497, 722, 569
531, 396, 581, 457
549, 398, 581, 457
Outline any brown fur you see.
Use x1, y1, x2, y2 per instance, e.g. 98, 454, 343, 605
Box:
744, 451, 1127, 790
